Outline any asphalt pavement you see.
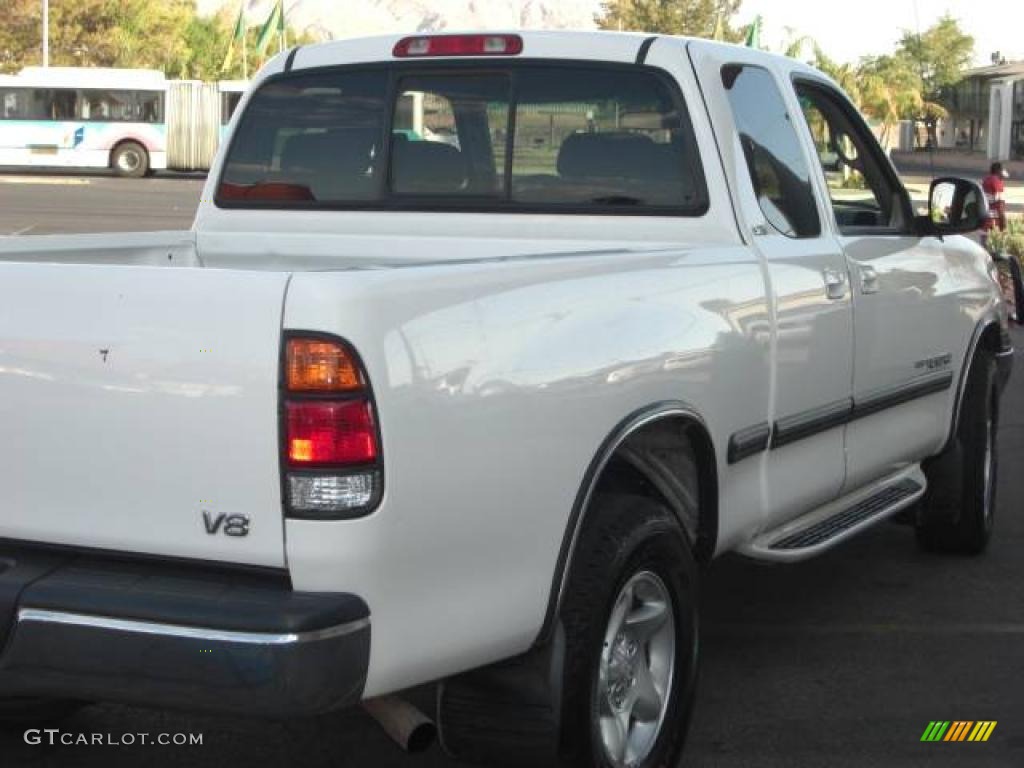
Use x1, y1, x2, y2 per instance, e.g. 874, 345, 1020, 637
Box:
0, 171, 1022, 767
0, 171, 204, 235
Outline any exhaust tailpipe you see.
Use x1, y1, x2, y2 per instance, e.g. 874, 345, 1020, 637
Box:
363, 695, 437, 753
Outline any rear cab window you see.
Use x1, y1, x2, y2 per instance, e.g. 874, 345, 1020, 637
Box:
216, 62, 708, 215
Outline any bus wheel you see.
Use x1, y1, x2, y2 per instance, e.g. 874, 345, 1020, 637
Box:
111, 142, 149, 178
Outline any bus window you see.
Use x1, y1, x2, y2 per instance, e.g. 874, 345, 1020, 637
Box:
0, 88, 46, 119
0, 87, 163, 123
0, 89, 30, 119
136, 91, 163, 123
78, 90, 137, 121
20, 89, 76, 120
221, 91, 243, 125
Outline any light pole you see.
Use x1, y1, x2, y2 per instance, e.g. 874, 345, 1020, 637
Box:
42, 0, 49, 66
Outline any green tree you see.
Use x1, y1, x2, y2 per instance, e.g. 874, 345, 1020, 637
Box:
183, 12, 232, 81
812, 45, 862, 101
789, 16, 972, 150
0, 0, 317, 79
0, 0, 194, 72
899, 15, 974, 99
595, 0, 745, 42
805, 47, 913, 150
859, 55, 926, 118
854, 55, 924, 148
184, 4, 318, 80
898, 15, 973, 145
0, 0, 47, 72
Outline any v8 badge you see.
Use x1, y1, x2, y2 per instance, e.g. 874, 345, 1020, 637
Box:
202, 510, 251, 537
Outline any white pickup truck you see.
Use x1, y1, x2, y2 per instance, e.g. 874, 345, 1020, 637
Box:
0, 31, 1014, 768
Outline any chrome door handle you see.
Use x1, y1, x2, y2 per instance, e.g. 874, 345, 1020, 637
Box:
823, 269, 847, 300
860, 265, 880, 294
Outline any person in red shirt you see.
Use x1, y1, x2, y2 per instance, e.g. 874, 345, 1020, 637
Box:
982, 161, 1009, 236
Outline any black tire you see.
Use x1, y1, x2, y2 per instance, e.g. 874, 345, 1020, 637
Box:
916, 352, 999, 554
0, 698, 86, 729
111, 141, 149, 178
558, 493, 698, 768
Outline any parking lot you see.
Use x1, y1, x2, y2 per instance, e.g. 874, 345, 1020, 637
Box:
0, 172, 204, 235
1, 170, 1022, 767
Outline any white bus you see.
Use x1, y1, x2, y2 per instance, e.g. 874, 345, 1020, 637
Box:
0, 67, 168, 177
0, 68, 251, 176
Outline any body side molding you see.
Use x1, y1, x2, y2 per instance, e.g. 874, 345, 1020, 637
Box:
771, 399, 852, 449
851, 371, 953, 421
728, 371, 956, 463
727, 422, 771, 463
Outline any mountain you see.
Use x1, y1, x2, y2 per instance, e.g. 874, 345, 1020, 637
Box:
199, 0, 603, 41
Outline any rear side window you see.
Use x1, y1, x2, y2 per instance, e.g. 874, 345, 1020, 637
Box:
721, 64, 821, 238
217, 63, 707, 215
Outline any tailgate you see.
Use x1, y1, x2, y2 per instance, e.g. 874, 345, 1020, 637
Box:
0, 262, 289, 568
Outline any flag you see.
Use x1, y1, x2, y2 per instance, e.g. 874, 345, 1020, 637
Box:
255, 0, 284, 56
712, 13, 724, 42
221, 3, 246, 73
744, 15, 762, 48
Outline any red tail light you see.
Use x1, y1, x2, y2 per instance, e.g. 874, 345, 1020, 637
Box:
393, 34, 524, 58
282, 335, 381, 518
286, 400, 377, 466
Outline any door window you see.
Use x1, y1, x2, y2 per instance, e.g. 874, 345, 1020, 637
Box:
721, 64, 821, 238
794, 81, 906, 232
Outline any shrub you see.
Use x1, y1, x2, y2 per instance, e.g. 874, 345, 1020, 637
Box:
987, 214, 1024, 262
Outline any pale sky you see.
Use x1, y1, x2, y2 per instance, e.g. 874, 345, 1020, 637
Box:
735, 0, 1024, 66
203, 0, 1024, 67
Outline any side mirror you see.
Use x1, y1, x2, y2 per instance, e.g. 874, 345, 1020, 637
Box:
922, 177, 989, 235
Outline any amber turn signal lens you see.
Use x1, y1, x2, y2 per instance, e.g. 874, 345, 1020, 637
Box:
287, 339, 362, 392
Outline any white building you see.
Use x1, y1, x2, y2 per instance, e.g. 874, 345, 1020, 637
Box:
938, 61, 1024, 161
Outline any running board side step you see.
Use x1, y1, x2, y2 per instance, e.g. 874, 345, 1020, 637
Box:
739, 469, 926, 562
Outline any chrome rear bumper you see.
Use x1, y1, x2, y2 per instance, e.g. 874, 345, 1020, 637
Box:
0, 546, 370, 717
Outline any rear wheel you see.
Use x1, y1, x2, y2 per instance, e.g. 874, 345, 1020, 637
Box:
916, 351, 999, 554
559, 493, 698, 768
111, 141, 149, 178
